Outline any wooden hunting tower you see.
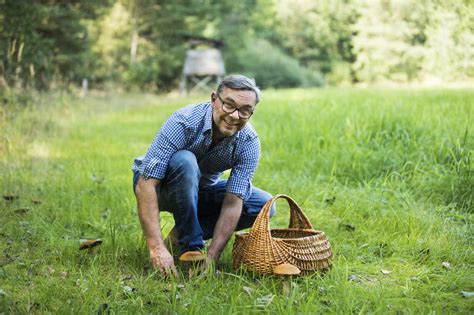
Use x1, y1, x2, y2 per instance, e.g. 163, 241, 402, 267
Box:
179, 36, 225, 95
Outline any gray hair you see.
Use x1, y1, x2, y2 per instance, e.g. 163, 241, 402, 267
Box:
216, 74, 261, 104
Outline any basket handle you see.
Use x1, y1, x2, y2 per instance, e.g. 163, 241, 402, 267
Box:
240, 194, 314, 268
248, 194, 313, 237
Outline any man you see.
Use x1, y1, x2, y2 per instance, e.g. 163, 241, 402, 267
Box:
132, 75, 275, 275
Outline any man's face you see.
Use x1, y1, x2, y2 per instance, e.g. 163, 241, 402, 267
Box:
211, 87, 257, 139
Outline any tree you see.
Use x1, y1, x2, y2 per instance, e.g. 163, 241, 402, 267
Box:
0, 0, 109, 90
249, 0, 358, 84
351, 0, 474, 84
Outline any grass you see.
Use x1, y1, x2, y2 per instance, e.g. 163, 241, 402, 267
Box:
1, 88, 473, 313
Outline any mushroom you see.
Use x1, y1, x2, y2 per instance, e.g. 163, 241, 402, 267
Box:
179, 251, 206, 279
273, 263, 301, 294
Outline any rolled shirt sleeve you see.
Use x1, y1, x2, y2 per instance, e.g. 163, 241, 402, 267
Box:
226, 136, 260, 200
141, 113, 188, 180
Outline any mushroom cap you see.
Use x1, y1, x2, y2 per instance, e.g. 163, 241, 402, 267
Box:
179, 251, 206, 262
273, 263, 301, 275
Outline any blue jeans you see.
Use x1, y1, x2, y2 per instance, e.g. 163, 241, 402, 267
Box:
133, 150, 275, 253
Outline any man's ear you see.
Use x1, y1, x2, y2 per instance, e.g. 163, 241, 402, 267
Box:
211, 91, 217, 103
210, 92, 219, 109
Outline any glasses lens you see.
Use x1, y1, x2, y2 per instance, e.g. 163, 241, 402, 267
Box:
219, 96, 253, 119
239, 108, 252, 118
222, 103, 235, 113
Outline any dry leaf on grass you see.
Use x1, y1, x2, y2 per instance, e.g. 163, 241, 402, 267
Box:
79, 239, 102, 250
3, 195, 19, 202
14, 208, 29, 214
324, 196, 336, 205
339, 223, 356, 231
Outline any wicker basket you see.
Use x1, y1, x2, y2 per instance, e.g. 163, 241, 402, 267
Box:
232, 194, 332, 275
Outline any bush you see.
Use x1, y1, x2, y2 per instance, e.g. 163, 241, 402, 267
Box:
325, 62, 354, 86
121, 46, 185, 92
229, 38, 324, 89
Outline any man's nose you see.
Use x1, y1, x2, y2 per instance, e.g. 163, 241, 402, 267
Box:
229, 109, 240, 120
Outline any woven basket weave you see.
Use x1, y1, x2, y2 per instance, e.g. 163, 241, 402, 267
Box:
232, 194, 332, 275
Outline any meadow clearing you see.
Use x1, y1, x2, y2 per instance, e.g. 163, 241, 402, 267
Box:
1, 88, 472, 313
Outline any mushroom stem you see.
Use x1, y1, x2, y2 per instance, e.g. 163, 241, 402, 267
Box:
179, 251, 206, 279
273, 263, 301, 295
282, 279, 290, 295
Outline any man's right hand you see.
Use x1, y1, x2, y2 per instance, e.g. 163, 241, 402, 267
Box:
135, 176, 178, 277
150, 247, 178, 277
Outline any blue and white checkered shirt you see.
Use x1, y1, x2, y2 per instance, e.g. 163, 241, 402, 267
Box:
132, 101, 260, 200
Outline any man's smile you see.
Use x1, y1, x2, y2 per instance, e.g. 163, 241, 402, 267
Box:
223, 119, 237, 129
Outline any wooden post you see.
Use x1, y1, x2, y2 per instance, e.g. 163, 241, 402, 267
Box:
81, 78, 88, 97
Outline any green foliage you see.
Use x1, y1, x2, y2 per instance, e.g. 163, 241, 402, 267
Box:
1, 89, 472, 313
258, 0, 358, 76
352, 0, 474, 84
1, 0, 474, 91
87, 0, 255, 91
121, 48, 185, 92
325, 62, 353, 86
232, 38, 324, 88
0, 0, 108, 90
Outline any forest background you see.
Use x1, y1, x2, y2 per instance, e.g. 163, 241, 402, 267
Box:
1, 0, 473, 94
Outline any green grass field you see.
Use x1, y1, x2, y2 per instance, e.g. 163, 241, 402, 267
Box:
1, 88, 473, 313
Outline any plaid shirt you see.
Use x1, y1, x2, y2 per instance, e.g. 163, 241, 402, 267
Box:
132, 101, 260, 200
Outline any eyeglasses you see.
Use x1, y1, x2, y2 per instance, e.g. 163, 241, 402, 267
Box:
217, 94, 254, 119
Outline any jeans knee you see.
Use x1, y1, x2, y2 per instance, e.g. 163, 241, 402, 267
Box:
169, 150, 198, 169
167, 150, 200, 181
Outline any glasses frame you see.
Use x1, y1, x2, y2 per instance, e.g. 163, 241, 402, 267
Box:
217, 94, 254, 119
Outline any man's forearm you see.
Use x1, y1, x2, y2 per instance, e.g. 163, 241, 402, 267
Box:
207, 193, 243, 262
134, 177, 177, 275
135, 177, 166, 253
